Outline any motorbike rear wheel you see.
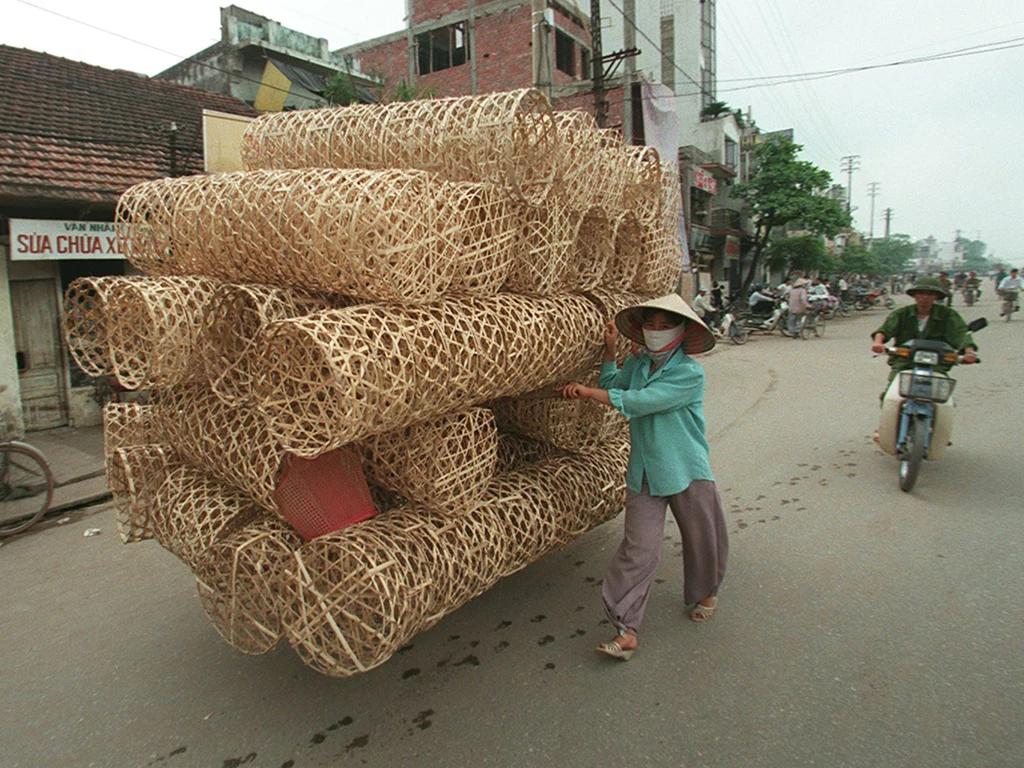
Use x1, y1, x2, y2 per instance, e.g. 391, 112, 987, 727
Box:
838, 303, 853, 318
729, 323, 749, 345
884, 296, 896, 309
899, 416, 926, 492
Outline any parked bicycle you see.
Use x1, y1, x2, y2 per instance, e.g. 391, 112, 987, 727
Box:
0, 440, 55, 537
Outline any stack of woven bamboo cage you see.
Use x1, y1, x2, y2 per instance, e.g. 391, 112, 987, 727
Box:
64, 89, 687, 676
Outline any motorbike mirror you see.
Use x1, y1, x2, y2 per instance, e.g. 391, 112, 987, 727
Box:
967, 318, 988, 332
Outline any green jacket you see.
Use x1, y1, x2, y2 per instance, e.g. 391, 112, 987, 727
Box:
872, 304, 977, 373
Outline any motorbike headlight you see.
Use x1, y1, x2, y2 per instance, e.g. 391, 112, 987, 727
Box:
898, 372, 956, 402
913, 350, 940, 365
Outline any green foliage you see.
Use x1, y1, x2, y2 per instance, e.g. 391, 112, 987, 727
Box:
765, 235, 834, 275
323, 71, 359, 106
839, 243, 880, 275
701, 100, 731, 119
729, 137, 852, 289
869, 234, 914, 274
955, 236, 987, 261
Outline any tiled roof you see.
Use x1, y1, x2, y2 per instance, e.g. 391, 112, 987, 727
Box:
0, 45, 259, 207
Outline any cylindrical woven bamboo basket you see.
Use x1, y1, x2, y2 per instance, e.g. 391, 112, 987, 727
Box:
634, 225, 685, 295
621, 145, 663, 225
150, 466, 263, 570
104, 276, 221, 391
279, 440, 628, 677
64, 277, 120, 377
494, 432, 566, 473
573, 207, 614, 291
551, 110, 605, 212
108, 444, 179, 544
360, 408, 498, 515
254, 294, 606, 456
239, 88, 559, 205
103, 402, 162, 483
605, 210, 644, 290
117, 169, 461, 303
490, 396, 626, 452
444, 183, 519, 295
153, 385, 286, 514
198, 283, 347, 407
503, 200, 583, 295
194, 517, 303, 655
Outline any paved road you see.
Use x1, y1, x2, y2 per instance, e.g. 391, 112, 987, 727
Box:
2, 293, 1021, 767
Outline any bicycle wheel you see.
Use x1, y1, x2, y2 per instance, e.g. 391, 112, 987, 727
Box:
814, 314, 827, 337
729, 323, 749, 345
0, 442, 55, 537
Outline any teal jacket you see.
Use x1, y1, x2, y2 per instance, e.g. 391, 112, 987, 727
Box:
599, 352, 713, 496
872, 304, 977, 373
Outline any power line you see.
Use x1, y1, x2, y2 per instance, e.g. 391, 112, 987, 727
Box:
13, 0, 324, 103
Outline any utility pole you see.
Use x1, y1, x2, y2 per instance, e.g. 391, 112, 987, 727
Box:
590, 0, 608, 127
866, 181, 880, 240
532, 0, 553, 101
883, 207, 893, 238
839, 155, 861, 214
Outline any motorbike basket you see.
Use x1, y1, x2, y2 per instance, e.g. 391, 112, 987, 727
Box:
898, 371, 955, 403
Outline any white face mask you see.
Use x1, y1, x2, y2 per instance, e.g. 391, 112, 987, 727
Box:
643, 324, 685, 353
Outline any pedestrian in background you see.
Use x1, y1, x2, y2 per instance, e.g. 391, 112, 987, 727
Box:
558, 294, 728, 662
787, 277, 811, 338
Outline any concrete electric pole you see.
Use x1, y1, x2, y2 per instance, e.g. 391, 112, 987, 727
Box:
590, 0, 608, 128
883, 207, 893, 238
840, 155, 861, 214
866, 181, 880, 240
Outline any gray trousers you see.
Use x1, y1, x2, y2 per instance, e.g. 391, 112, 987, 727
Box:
601, 478, 729, 636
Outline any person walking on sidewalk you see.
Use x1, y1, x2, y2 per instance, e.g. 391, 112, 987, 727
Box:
558, 294, 729, 661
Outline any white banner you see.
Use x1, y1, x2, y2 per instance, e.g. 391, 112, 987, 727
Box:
9, 219, 125, 261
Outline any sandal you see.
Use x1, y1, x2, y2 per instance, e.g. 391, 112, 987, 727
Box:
689, 597, 718, 623
595, 633, 635, 661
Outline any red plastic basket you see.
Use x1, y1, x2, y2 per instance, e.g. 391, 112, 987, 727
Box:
273, 448, 377, 542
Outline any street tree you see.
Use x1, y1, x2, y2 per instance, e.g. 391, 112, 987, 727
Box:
869, 234, 915, 274
765, 234, 835, 277
839, 243, 880, 275
729, 137, 851, 291
955, 236, 990, 272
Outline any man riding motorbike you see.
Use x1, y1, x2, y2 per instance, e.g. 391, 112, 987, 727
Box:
747, 284, 777, 316
870, 276, 978, 390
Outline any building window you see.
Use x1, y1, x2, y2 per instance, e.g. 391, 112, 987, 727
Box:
660, 14, 675, 92
700, 0, 716, 109
555, 28, 577, 76
416, 22, 470, 75
581, 47, 592, 80
724, 136, 737, 169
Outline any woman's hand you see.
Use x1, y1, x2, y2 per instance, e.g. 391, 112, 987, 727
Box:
603, 321, 619, 350
557, 382, 588, 399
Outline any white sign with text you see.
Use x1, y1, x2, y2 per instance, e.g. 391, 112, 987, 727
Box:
9, 219, 126, 261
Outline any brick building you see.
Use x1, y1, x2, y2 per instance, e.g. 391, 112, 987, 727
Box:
0, 45, 256, 436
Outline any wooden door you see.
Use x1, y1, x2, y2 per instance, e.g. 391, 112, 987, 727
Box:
10, 279, 67, 430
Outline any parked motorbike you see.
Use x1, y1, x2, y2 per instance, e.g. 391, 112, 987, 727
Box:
854, 287, 896, 311
711, 309, 749, 345
736, 300, 786, 335
876, 318, 986, 492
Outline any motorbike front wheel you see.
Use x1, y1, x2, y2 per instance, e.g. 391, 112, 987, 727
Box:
899, 416, 927, 492
884, 296, 896, 309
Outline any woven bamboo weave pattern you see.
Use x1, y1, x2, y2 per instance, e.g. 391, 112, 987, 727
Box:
490, 397, 625, 452
494, 432, 566, 473
198, 284, 346, 407
154, 385, 285, 514
195, 517, 303, 655
239, 89, 559, 204
280, 442, 627, 677
360, 408, 498, 515
552, 110, 604, 211
64, 277, 119, 377
118, 170, 459, 303
444, 183, 519, 295
503, 200, 583, 294
254, 294, 605, 455
573, 208, 614, 291
634, 226, 684, 295
605, 211, 644, 290
150, 466, 262, 570
108, 444, 179, 544
104, 276, 221, 391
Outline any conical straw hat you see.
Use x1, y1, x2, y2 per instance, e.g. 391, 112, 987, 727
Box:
614, 293, 715, 355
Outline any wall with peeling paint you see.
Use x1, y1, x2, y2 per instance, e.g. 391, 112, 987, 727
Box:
0, 245, 26, 439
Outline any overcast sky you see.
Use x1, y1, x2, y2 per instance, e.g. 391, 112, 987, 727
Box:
3, 0, 1022, 266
